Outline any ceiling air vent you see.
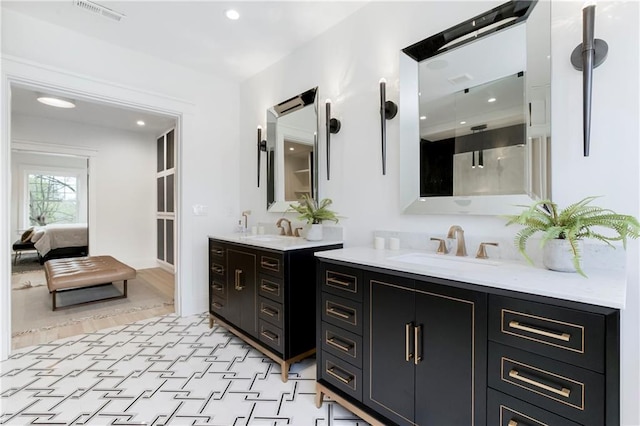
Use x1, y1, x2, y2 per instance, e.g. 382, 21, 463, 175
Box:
73, 0, 125, 22
448, 73, 473, 85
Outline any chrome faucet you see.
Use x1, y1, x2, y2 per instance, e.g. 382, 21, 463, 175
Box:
276, 218, 293, 236
446, 225, 467, 257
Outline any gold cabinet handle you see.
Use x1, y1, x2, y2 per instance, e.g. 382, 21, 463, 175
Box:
212, 249, 224, 256
212, 302, 223, 309
405, 322, 414, 361
414, 324, 422, 365
327, 307, 352, 320
509, 320, 571, 342
260, 306, 279, 317
327, 337, 353, 353
261, 260, 278, 268
212, 265, 224, 274
234, 269, 244, 290
508, 421, 518, 426
508, 369, 571, 398
261, 282, 279, 293
327, 277, 352, 287
211, 283, 223, 291
261, 330, 278, 341
327, 367, 354, 385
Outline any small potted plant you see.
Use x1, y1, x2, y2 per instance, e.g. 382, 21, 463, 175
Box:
505, 196, 640, 276
289, 195, 339, 241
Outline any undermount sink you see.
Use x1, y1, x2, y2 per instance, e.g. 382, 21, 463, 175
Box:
240, 234, 292, 242
387, 252, 500, 267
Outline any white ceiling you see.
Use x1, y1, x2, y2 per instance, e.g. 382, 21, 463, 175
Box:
4, 1, 367, 137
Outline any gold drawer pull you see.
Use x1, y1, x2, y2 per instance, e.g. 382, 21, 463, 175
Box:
261, 330, 278, 341
327, 366, 354, 385
405, 322, 414, 361
327, 277, 352, 287
508, 421, 518, 426
212, 302, 223, 309
261, 306, 279, 317
212, 265, 224, 274
261, 282, 279, 293
261, 260, 279, 268
211, 283, 223, 291
234, 269, 244, 290
327, 307, 352, 320
327, 337, 353, 352
509, 320, 571, 342
212, 249, 224, 256
508, 369, 571, 398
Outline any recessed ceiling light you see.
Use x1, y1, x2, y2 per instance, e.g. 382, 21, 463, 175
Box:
37, 95, 76, 108
487, 97, 497, 103
225, 9, 240, 20
460, 121, 466, 124
136, 120, 145, 126
289, 147, 295, 151
420, 116, 427, 120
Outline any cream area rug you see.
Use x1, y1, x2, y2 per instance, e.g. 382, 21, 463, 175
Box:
11, 269, 174, 337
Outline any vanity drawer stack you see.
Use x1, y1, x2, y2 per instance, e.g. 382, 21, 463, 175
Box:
487, 294, 620, 426
256, 250, 285, 353
317, 263, 364, 401
208, 240, 227, 317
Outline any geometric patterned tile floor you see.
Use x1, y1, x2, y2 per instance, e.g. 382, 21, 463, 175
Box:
1, 313, 369, 426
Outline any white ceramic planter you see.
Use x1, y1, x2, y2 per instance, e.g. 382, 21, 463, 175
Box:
543, 239, 583, 273
306, 224, 323, 241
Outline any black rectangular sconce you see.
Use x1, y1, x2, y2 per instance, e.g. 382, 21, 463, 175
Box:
570, 1, 608, 157
257, 125, 267, 187
379, 78, 398, 175
325, 99, 341, 181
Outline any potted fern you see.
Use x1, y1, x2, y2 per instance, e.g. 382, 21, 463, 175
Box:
505, 196, 640, 276
289, 195, 339, 241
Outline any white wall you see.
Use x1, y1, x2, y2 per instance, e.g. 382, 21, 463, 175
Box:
239, 2, 640, 424
11, 114, 159, 269
1, 8, 241, 359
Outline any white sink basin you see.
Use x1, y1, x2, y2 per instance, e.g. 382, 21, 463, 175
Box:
387, 252, 500, 267
240, 234, 291, 242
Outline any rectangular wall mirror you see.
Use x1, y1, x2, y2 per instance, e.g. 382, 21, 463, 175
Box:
400, 0, 551, 215
266, 87, 319, 212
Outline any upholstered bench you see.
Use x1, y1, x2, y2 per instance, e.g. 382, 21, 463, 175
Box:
44, 256, 136, 311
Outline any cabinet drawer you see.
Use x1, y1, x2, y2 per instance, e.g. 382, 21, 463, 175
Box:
258, 252, 283, 278
258, 319, 284, 354
210, 261, 226, 281
489, 295, 605, 372
209, 240, 226, 261
321, 322, 362, 368
487, 389, 581, 426
488, 342, 604, 426
258, 275, 284, 304
258, 296, 284, 329
321, 264, 363, 301
210, 278, 226, 299
321, 352, 362, 402
321, 293, 362, 335
210, 295, 226, 316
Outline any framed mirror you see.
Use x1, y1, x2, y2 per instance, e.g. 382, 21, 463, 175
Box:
399, 0, 551, 215
266, 87, 319, 212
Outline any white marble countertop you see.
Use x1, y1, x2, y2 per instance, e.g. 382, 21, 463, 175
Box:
210, 234, 343, 251
315, 246, 626, 309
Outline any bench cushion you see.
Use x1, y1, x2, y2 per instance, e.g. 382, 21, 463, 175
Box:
45, 256, 136, 292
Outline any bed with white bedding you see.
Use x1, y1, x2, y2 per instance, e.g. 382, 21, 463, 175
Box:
31, 223, 88, 263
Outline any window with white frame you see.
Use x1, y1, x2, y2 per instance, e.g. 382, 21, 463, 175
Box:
26, 172, 79, 226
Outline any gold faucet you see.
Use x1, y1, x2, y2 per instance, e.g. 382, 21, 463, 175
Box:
276, 218, 293, 236
241, 210, 251, 231
446, 225, 467, 257
430, 237, 448, 254
476, 242, 499, 259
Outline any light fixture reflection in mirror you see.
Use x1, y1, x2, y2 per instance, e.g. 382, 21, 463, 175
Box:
379, 78, 398, 175
325, 99, 341, 180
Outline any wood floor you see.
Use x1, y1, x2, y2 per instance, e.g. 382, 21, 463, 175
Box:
11, 267, 175, 350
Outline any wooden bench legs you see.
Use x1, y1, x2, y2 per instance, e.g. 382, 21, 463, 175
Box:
51, 280, 128, 311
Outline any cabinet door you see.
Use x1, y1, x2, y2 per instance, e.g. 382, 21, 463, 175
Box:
227, 248, 257, 336
364, 274, 416, 425
413, 281, 486, 426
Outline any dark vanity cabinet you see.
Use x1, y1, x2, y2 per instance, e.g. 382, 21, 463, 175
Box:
315, 258, 620, 426
208, 238, 341, 382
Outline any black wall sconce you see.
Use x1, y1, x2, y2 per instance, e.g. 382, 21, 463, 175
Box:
570, 1, 608, 157
379, 78, 398, 175
325, 99, 341, 180
256, 125, 267, 187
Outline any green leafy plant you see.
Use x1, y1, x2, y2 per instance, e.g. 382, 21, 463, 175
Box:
505, 196, 640, 276
289, 195, 339, 225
